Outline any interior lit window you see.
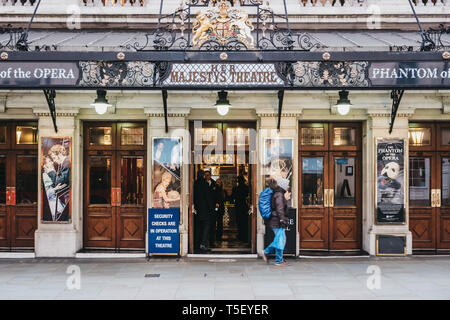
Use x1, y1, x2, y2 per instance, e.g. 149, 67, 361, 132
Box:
16, 125, 38, 145
226, 128, 250, 147
408, 127, 431, 146
195, 127, 219, 146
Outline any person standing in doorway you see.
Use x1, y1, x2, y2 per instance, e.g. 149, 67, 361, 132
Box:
194, 170, 219, 252
213, 178, 226, 243
231, 174, 249, 243
262, 177, 289, 266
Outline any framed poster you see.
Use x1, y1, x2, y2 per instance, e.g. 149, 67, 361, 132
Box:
152, 137, 182, 209
41, 137, 71, 223
375, 138, 406, 224
263, 138, 294, 208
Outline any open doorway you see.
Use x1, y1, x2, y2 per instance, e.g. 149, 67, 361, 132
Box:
189, 121, 257, 254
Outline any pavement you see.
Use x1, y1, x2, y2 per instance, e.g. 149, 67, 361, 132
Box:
0, 256, 450, 300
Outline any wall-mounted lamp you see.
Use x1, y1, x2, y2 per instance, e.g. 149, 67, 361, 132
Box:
91, 90, 112, 115
335, 90, 352, 116
215, 90, 231, 116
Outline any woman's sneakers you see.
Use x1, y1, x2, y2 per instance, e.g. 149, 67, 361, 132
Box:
274, 261, 290, 267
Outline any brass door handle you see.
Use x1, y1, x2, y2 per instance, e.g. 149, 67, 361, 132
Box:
324, 189, 328, 207
436, 189, 441, 208
329, 189, 334, 208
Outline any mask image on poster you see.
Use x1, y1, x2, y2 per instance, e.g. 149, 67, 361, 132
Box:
41, 137, 71, 222
152, 138, 182, 209
263, 138, 293, 208
376, 139, 405, 223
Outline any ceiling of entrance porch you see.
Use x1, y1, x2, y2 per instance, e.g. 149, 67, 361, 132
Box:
1, 30, 448, 52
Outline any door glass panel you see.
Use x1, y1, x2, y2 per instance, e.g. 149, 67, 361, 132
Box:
121, 127, 144, 146
16, 156, 37, 204
89, 127, 112, 146
302, 157, 324, 206
195, 127, 220, 146
121, 157, 145, 205
442, 158, 450, 206
16, 125, 38, 145
408, 127, 431, 146
0, 126, 6, 144
441, 128, 450, 146
334, 157, 356, 206
333, 127, 356, 146
226, 128, 250, 147
0, 156, 5, 204
409, 157, 431, 207
301, 126, 324, 146
89, 157, 111, 204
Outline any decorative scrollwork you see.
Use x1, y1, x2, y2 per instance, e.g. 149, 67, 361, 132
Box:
292, 61, 370, 88
427, 24, 450, 51
79, 61, 155, 87
130, 0, 319, 52
0, 24, 27, 51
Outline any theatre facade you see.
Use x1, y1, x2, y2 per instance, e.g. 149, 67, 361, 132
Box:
0, 0, 450, 258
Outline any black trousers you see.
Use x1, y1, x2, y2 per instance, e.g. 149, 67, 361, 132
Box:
198, 217, 211, 249
209, 211, 224, 243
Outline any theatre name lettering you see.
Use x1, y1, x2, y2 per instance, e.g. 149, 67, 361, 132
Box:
163, 63, 285, 87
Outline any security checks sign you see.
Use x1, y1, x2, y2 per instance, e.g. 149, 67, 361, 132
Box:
148, 208, 180, 255
376, 139, 406, 224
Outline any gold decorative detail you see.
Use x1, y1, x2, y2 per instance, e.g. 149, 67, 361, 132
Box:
192, 0, 255, 48
443, 51, 450, 60
117, 52, 125, 60
0, 52, 8, 60
220, 52, 228, 60
322, 52, 331, 61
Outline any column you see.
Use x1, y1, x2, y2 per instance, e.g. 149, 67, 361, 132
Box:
366, 108, 414, 255
145, 107, 191, 256
255, 109, 302, 256
33, 108, 81, 257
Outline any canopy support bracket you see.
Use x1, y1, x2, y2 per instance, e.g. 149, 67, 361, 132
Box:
389, 89, 404, 134
277, 90, 284, 132
43, 89, 57, 133
162, 89, 168, 133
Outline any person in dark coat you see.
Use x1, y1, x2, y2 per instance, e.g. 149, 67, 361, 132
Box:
262, 177, 289, 266
194, 170, 219, 252
231, 175, 249, 243
212, 178, 226, 242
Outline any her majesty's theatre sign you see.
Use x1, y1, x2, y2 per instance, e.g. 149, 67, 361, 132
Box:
0, 60, 449, 89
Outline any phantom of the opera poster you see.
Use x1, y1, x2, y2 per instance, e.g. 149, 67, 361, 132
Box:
41, 137, 71, 222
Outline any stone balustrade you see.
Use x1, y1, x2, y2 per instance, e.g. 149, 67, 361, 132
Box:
0, 0, 448, 7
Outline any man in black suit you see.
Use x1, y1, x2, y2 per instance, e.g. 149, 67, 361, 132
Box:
194, 170, 219, 252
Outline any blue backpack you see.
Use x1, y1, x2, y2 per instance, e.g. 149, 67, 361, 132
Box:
258, 187, 274, 219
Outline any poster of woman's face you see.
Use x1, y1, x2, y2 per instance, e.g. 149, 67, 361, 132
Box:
263, 138, 293, 207
41, 137, 71, 222
152, 138, 182, 209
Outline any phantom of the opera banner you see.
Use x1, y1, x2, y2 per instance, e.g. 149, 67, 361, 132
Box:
41, 137, 71, 223
376, 138, 406, 224
262, 138, 294, 208
152, 137, 182, 209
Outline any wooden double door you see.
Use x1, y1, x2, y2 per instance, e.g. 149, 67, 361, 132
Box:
409, 123, 450, 251
299, 123, 362, 251
0, 122, 38, 250
84, 122, 147, 250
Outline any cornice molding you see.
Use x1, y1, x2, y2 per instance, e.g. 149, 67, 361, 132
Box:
32, 108, 80, 117
367, 108, 415, 118
144, 107, 191, 118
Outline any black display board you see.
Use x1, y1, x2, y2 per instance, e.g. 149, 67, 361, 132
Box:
264, 208, 297, 255
376, 235, 406, 256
